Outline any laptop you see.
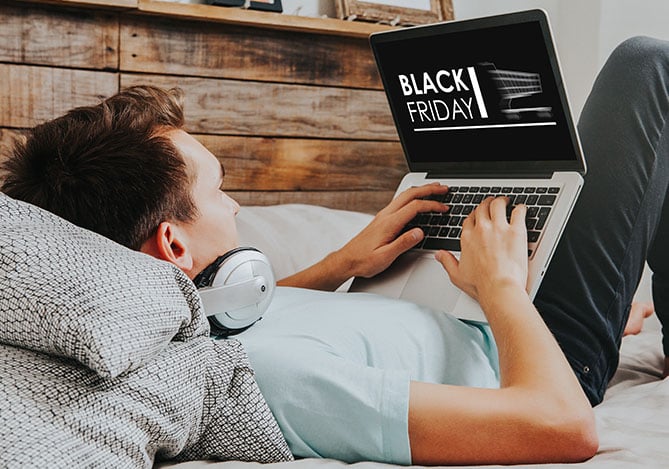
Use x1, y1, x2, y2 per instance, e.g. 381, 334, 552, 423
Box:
349, 9, 586, 323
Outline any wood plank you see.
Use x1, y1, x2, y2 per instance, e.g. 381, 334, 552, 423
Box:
195, 134, 406, 191
14, 0, 137, 9
121, 74, 397, 140
0, 128, 25, 167
229, 190, 394, 214
136, 0, 394, 39
120, 15, 382, 89
1, 2, 119, 70
0, 64, 118, 128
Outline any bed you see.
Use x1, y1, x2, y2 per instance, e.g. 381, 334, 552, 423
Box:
162, 203, 668, 469
1, 192, 667, 467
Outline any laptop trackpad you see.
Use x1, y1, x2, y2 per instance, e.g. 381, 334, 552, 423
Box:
400, 256, 460, 313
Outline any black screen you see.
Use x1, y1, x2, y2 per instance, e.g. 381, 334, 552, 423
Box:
371, 12, 583, 174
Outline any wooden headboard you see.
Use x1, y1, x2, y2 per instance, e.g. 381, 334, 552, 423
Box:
0, 0, 409, 214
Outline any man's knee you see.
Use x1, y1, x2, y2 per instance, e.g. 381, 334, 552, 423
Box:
607, 36, 669, 78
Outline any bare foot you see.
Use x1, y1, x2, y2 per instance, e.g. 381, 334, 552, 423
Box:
623, 301, 654, 336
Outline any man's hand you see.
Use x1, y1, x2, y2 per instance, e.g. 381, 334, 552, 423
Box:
435, 196, 528, 307
278, 183, 449, 291
336, 182, 450, 278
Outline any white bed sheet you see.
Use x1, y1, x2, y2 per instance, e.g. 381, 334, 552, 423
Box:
160, 204, 669, 469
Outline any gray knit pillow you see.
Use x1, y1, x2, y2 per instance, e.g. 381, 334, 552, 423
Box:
0, 192, 208, 378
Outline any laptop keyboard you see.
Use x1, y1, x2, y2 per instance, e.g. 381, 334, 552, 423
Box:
405, 185, 560, 257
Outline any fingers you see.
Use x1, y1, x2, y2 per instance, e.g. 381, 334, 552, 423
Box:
382, 228, 424, 258
435, 250, 458, 277
464, 196, 526, 227
509, 202, 527, 228
385, 183, 450, 214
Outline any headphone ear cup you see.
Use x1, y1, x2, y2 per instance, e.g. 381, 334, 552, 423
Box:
197, 247, 275, 336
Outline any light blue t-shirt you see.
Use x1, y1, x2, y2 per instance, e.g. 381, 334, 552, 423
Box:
234, 287, 500, 465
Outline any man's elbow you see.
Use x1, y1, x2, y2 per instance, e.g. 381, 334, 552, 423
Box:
543, 404, 599, 463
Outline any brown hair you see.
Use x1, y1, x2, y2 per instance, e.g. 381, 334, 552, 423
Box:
1, 86, 198, 250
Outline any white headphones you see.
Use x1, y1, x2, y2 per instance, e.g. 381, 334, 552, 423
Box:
193, 247, 275, 337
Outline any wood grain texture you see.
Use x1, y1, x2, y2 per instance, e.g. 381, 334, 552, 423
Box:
1, 2, 404, 213
135, 0, 393, 38
0, 2, 118, 69
0, 64, 118, 128
121, 74, 397, 140
195, 134, 407, 191
120, 15, 382, 89
229, 190, 394, 214
0, 128, 25, 164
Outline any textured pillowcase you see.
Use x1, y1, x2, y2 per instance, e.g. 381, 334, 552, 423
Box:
0, 192, 208, 378
0, 335, 293, 467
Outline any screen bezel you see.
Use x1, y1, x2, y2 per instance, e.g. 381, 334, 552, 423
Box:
369, 9, 586, 176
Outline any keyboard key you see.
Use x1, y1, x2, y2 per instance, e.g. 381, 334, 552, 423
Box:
548, 187, 560, 193
524, 187, 536, 193
528, 231, 540, 242
423, 237, 461, 251
537, 194, 557, 205
536, 207, 551, 230
536, 187, 548, 193
512, 187, 524, 193
526, 194, 539, 205
502, 187, 512, 193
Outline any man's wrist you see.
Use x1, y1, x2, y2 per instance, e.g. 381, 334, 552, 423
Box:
325, 248, 357, 282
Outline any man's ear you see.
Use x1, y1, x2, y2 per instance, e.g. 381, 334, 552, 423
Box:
140, 222, 194, 274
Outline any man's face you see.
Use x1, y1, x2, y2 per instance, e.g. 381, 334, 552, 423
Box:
167, 129, 240, 277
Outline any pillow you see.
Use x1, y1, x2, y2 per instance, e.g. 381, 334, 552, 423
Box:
0, 192, 208, 378
0, 335, 292, 466
236, 204, 372, 282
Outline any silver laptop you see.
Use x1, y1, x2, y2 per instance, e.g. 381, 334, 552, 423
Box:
349, 9, 586, 323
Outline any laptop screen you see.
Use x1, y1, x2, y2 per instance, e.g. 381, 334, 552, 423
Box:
370, 10, 585, 175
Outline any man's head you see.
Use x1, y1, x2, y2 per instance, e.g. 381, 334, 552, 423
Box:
0, 85, 240, 278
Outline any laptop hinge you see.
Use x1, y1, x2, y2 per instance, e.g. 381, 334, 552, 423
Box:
426, 171, 555, 179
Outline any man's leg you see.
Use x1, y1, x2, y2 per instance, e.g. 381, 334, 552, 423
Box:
535, 36, 669, 405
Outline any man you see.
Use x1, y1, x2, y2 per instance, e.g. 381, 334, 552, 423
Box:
2, 36, 668, 465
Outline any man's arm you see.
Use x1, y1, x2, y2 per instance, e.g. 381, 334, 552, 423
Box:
278, 183, 450, 291
408, 197, 598, 465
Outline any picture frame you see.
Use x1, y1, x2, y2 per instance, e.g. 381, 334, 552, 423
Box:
248, 0, 283, 12
335, 0, 454, 26
210, 0, 283, 13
